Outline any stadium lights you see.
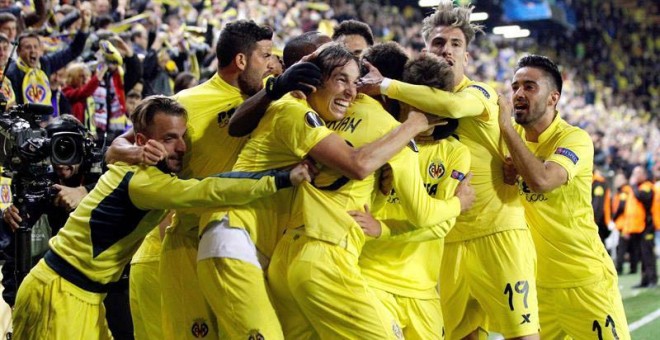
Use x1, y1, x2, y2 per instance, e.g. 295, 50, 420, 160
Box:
504, 29, 531, 39
493, 25, 521, 35
418, 0, 440, 7
470, 12, 489, 21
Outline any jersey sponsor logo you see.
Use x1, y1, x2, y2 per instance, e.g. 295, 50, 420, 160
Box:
191, 319, 209, 338
428, 162, 445, 179
451, 170, 465, 181
424, 183, 438, 196
305, 111, 325, 128
518, 180, 548, 202
248, 330, 265, 340
216, 107, 236, 128
555, 147, 579, 164
467, 84, 490, 99
326, 116, 362, 133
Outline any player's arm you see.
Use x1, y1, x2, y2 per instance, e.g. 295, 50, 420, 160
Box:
308, 110, 438, 180
358, 62, 488, 119
498, 97, 570, 193
129, 164, 310, 210
228, 62, 322, 137
105, 128, 167, 166
385, 149, 473, 232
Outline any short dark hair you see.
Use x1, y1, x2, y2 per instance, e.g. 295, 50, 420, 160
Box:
131, 95, 187, 135
516, 54, 563, 94
362, 42, 409, 81
403, 53, 457, 140
0, 13, 17, 26
283, 31, 329, 69
216, 20, 273, 68
307, 42, 358, 81
174, 72, 197, 94
17, 32, 40, 49
332, 20, 374, 46
403, 53, 454, 91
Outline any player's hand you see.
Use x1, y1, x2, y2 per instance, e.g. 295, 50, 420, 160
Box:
503, 156, 518, 185
497, 92, 514, 129
379, 164, 393, 195
455, 172, 475, 213
348, 204, 382, 238
405, 110, 448, 134
357, 60, 383, 96
266, 62, 322, 100
53, 185, 88, 211
2, 205, 22, 231
289, 162, 315, 186
141, 139, 167, 165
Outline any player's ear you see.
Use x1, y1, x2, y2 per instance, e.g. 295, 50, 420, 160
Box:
135, 132, 148, 146
235, 53, 247, 71
548, 90, 560, 108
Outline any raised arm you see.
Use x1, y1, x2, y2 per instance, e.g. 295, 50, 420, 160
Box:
105, 129, 167, 166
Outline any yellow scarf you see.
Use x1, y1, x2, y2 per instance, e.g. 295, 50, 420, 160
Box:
0, 69, 15, 106
16, 57, 51, 105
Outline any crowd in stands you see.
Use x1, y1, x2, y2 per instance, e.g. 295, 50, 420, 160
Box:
0, 0, 653, 183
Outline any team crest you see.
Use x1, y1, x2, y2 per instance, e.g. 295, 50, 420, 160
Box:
25, 84, 47, 103
305, 111, 324, 128
191, 319, 209, 338
0, 184, 10, 203
248, 330, 265, 340
428, 162, 445, 179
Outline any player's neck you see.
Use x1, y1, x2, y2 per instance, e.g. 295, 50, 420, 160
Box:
523, 110, 556, 142
217, 68, 240, 90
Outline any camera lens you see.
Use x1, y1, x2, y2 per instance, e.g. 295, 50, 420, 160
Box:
51, 133, 82, 165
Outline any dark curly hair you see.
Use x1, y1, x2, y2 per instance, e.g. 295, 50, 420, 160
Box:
516, 54, 563, 94
216, 20, 273, 68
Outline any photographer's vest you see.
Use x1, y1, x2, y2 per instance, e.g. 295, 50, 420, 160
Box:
15, 57, 51, 105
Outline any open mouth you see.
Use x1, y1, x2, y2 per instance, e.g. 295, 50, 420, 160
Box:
334, 99, 350, 109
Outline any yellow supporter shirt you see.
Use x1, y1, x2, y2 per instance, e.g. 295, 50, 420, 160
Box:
385, 76, 525, 242
47, 163, 285, 285
202, 94, 333, 256
295, 95, 462, 253
513, 114, 610, 288
131, 227, 161, 265
360, 136, 470, 299
171, 73, 247, 234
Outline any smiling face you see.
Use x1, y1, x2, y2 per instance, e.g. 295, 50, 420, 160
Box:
308, 59, 359, 122
137, 112, 188, 173
426, 26, 469, 87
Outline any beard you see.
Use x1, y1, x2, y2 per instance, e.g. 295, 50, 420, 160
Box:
237, 70, 262, 96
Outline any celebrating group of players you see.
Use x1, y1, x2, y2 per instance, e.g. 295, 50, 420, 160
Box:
11, 1, 630, 339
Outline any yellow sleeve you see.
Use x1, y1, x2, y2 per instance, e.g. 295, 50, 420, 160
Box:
128, 167, 287, 210
545, 129, 593, 182
385, 80, 496, 120
274, 103, 333, 158
385, 147, 461, 231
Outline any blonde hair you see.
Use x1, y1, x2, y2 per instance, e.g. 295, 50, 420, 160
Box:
421, 0, 483, 46
65, 62, 89, 87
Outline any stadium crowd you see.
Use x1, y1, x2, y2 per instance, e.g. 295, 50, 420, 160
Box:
0, 0, 656, 339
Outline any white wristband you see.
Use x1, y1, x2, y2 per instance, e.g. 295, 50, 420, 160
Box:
380, 78, 392, 95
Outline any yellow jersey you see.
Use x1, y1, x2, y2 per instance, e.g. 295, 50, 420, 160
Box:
171, 73, 248, 234
202, 94, 333, 257
295, 94, 462, 253
360, 136, 470, 299
513, 115, 609, 288
385, 76, 525, 242
47, 163, 287, 287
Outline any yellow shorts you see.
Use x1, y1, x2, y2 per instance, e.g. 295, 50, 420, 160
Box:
538, 272, 630, 340
13, 260, 112, 340
440, 229, 539, 339
270, 228, 403, 340
130, 260, 162, 340
372, 288, 444, 340
160, 228, 218, 340
197, 257, 283, 339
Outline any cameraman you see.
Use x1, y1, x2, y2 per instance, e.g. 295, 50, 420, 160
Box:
0, 115, 99, 306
